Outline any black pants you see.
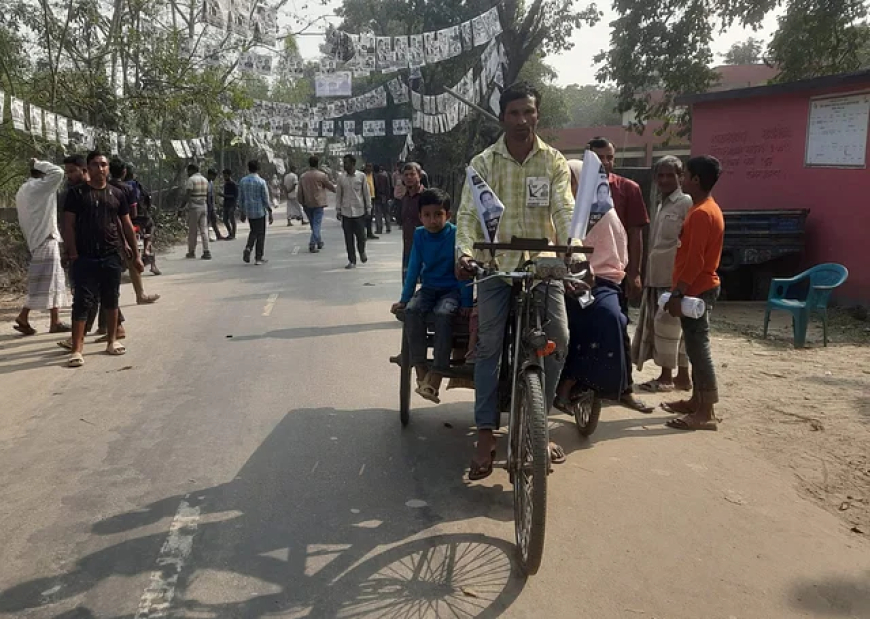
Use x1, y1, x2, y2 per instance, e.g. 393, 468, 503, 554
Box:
365, 210, 375, 237
223, 204, 237, 238
618, 280, 634, 392
374, 199, 391, 233
342, 215, 367, 264
681, 287, 720, 404
208, 206, 223, 239
71, 254, 123, 323
246, 216, 267, 261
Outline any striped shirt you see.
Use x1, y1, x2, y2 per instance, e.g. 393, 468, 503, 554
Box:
456, 135, 576, 270
237, 173, 271, 219
185, 173, 209, 209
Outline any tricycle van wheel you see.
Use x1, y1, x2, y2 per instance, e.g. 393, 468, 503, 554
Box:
399, 329, 411, 427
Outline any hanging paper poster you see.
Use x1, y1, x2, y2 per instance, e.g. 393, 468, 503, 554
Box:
424, 31, 439, 64
171, 140, 186, 158
484, 7, 503, 39
254, 54, 273, 75
471, 14, 488, 47
408, 35, 425, 68
315, 71, 352, 97
0, 89, 4, 126
56, 115, 69, 145
461, 21, 473, 51
29, 104, 44, 138
467, 165, 505, 243
203, 0, 227, 29
394, 36, 409, 69
448, 26, 462, 58
253, 4, 277, 46
322, 120, 334, 137
344, 120, 355, 136
9, 97, 24, 131
392, 119, 412, 135
44, 112, 58, 142
569, 150, 612, 239
376, 37, 392, 68
307, 122, 320, 137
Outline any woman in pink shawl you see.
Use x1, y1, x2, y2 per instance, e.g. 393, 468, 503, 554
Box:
554, 160, 630, 411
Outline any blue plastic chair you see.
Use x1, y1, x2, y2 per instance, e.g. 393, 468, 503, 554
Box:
763, 263, 849, 348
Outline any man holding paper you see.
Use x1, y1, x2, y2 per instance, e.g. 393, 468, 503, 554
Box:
456, 81, 577, 480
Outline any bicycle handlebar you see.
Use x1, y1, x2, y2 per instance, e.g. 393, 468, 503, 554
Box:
472, 237, 594, 254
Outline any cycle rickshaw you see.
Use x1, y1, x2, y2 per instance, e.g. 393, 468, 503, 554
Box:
391, 237, 599, 575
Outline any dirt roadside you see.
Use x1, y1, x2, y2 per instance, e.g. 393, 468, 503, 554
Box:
634, 301, 870, 536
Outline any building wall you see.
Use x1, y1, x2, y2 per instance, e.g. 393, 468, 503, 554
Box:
691, 83, 870, 304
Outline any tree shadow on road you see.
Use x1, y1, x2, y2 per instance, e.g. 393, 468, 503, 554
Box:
228, 321, 400, 342
0, 406, 524, 618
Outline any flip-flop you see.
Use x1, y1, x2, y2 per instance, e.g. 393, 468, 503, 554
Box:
95, 333, 126, 343
13, 320, 36, 336
621, 393, 655, 414
415, 383, 441, 404
549, 442, 567, 465
57, 338, 73, 351
639, 379, 675, 393
468, 449, 497, 481
660, 401, 696, 415
68, 352, 84, 368
49, 323, 72, 333
106, 341, 126, 356
665, 416, 718, 431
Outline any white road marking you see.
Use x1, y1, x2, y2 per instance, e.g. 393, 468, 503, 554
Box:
291, 245, 300, 255
262, 294, 279, 317
405, 499, 428, 508
358, 464, 366, 476
134, 497, 201, 619
311, 461, 319, 473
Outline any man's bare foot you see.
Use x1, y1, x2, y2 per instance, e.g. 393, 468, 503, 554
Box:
660, 399, 697, 415
674, 378, 693, 391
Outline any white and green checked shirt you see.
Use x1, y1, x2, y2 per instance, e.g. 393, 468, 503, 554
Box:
456, 135, 576, 270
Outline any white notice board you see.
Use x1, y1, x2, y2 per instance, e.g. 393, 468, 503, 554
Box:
805, 92, 870, 168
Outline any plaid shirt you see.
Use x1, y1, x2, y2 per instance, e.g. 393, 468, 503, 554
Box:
185, 173, 209, 209
456, 135, 576, 270
238, 173, 271, 219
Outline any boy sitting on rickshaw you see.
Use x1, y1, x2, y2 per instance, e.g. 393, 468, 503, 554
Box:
391, 188, 473, 403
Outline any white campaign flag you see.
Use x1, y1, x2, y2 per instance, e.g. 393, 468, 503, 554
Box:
569, 150, 613, 241
466, 165, 504, 243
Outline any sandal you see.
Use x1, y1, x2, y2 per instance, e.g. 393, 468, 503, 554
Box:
549, 442, 567, 465
106, 341, 126, 356
415, 382, 441, 404
665, 415, 718, 432
57, 338, 73, 351
639, 379, 675, 393
468, 450, 497, 481
95, 333, 126, 343
49, 323, 72, 334
68, 352, 84, 368
621, 393, 655, 414
13, 319, 36, 336
660, 400, 696, 415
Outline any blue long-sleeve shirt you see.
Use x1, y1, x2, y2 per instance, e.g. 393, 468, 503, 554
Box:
401, 223, 473, 307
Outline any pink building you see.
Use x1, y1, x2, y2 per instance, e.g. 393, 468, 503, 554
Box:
678, 70, 870, 305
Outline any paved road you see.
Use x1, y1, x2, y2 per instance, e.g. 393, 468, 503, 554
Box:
1, 204, 868, 619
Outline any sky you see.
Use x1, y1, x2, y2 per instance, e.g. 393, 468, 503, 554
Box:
290, 1, 783, 87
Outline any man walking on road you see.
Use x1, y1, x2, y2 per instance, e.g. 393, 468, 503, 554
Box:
283, 165, 306, 226
297, 156, 335, 253
663, 156, 726, 432
221, 169, 238, 240
399, 162, 424, 281
238, 159, 273, 265
373, 164, 392, 235
63, 151, 144, 367
589, 137, 652, 413
13, 159, 70, 336
335, 154, 372, 269
181, 163, 211, 260
206, 168, 225, 241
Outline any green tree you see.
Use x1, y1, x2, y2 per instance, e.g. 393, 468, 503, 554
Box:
722, 36, 764, 64
560, 84, 621, 126
768, 0, 870, 81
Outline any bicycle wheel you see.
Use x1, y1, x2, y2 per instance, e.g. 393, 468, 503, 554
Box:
513, 368, 548, 575
573, 388, 602, 437
399, 327, 411, 427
